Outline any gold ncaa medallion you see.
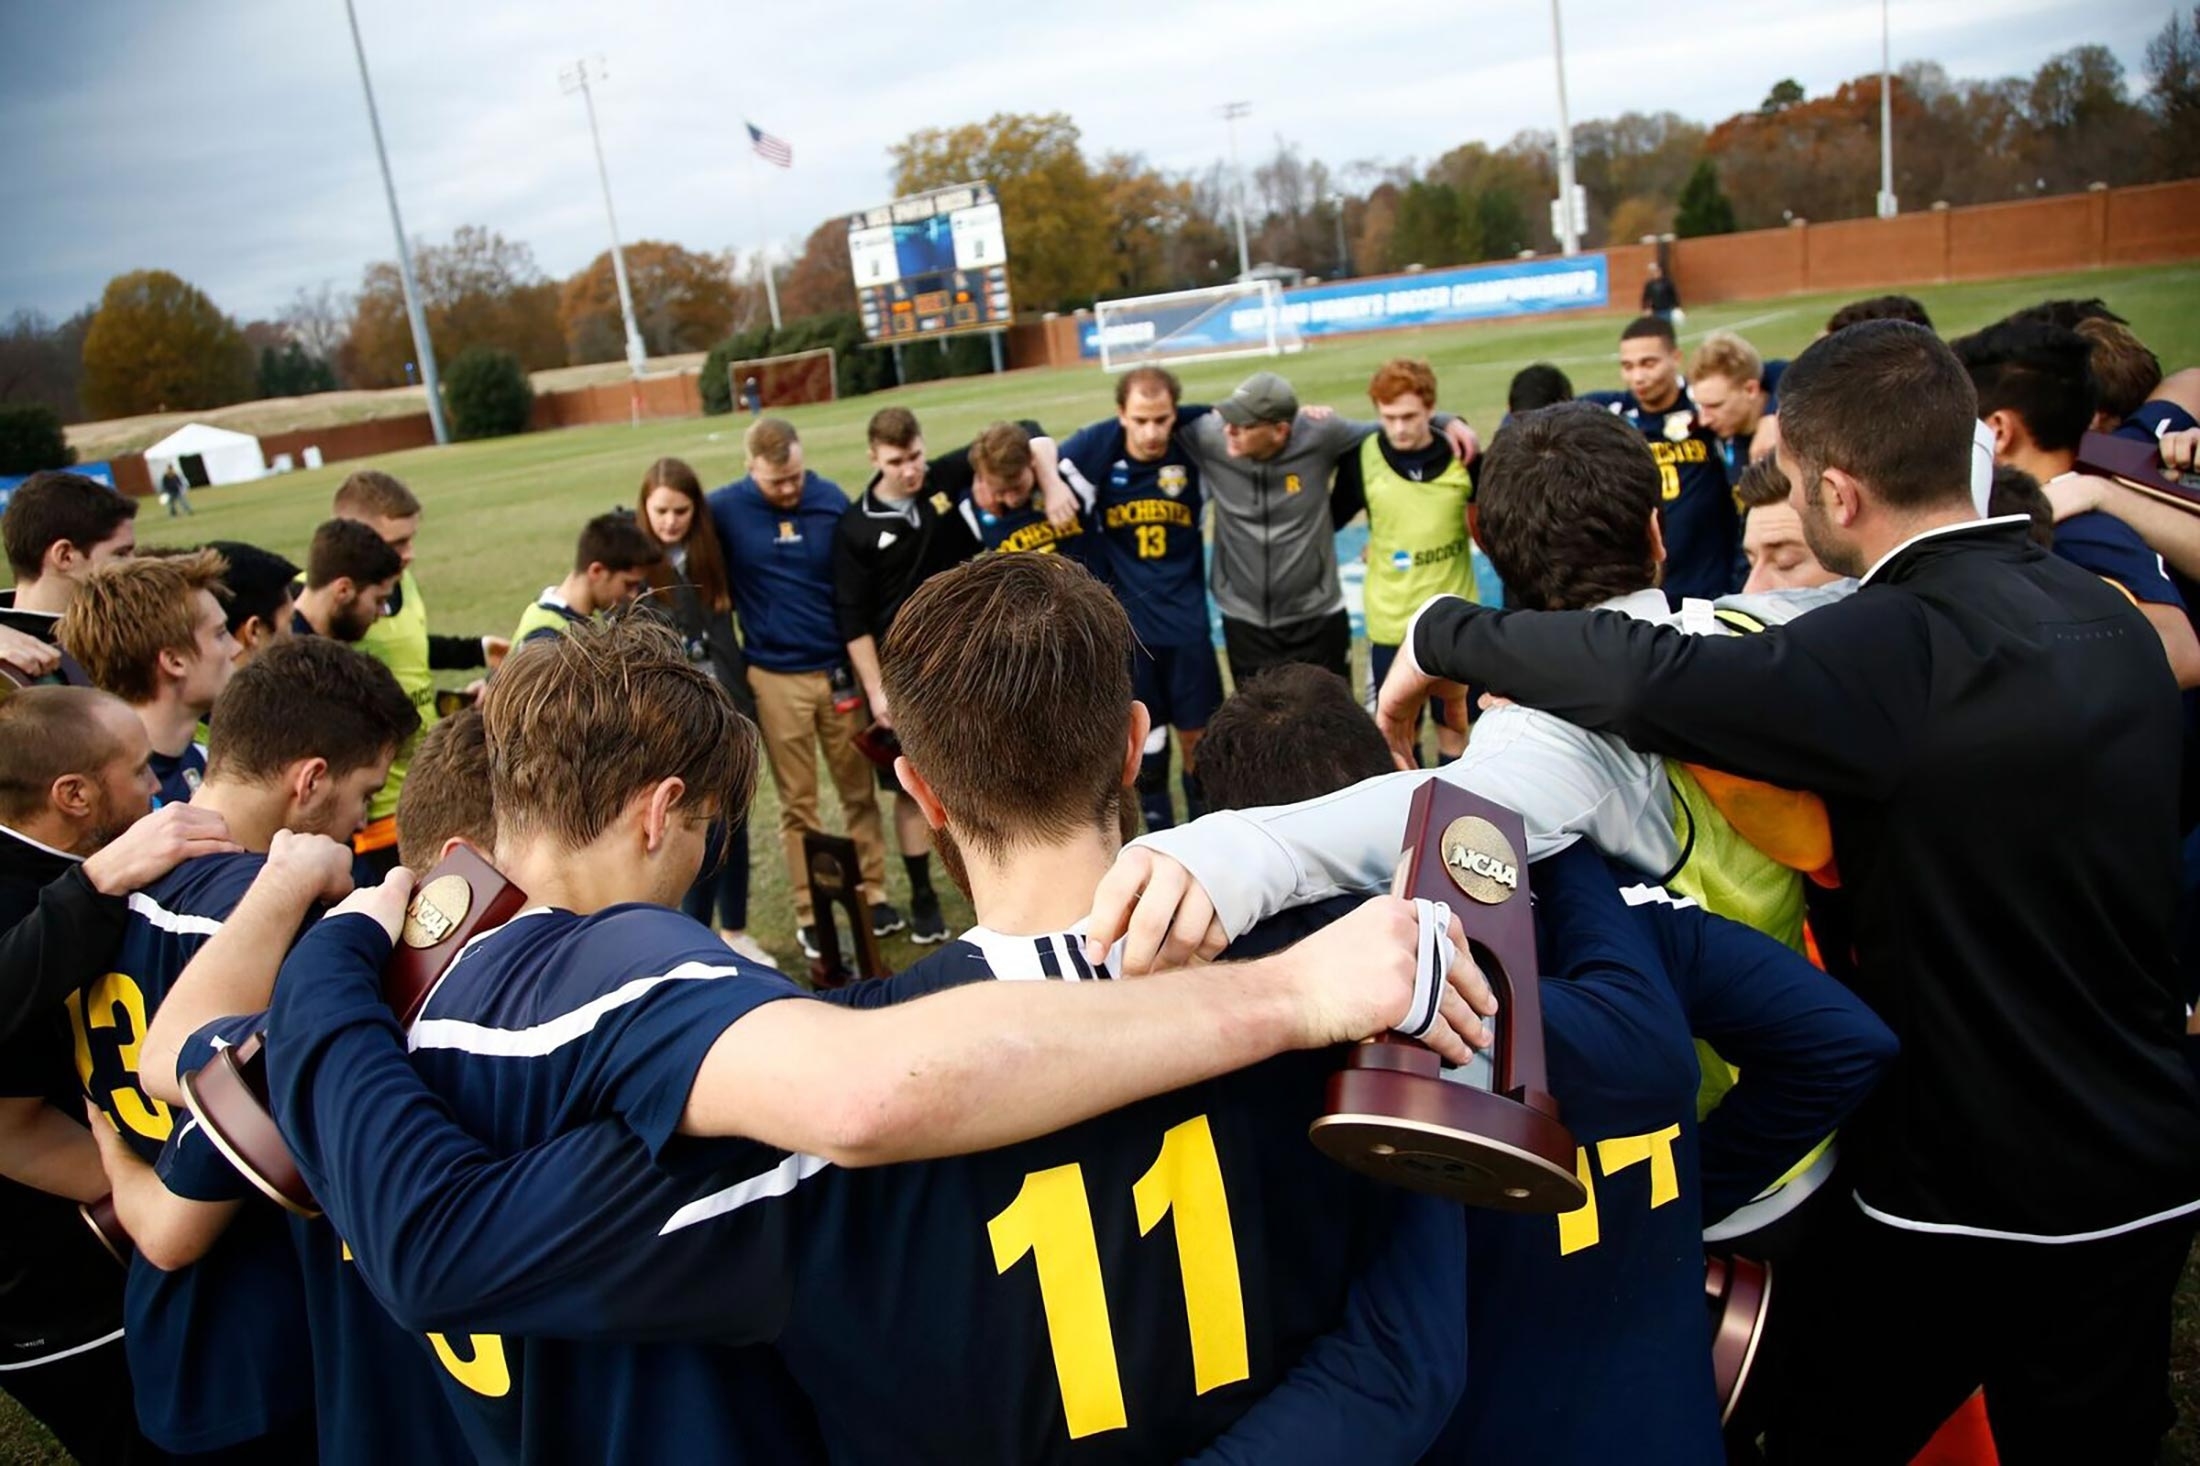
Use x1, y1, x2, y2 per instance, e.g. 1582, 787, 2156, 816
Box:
1440, 817, 1520, 905
402, 875, 473, 949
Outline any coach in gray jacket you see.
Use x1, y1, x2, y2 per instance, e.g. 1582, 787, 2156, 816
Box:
1180, 371, 1476, 685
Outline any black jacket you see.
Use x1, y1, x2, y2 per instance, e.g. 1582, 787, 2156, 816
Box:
1411, 518, 2200, 1238
0, 824, 129, 1046
0, 591, 90, 686
832, 451, 988, 646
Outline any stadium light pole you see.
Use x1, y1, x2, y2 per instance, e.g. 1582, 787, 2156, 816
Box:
343, 0, 447, 445
1547, 0, 1581, 256
1876, 0, 1899, 218
1220, 102, 1254, 281
561, 58, 649, 379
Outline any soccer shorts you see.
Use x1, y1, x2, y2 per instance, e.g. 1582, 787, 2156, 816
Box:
1133, 642, 1224, 732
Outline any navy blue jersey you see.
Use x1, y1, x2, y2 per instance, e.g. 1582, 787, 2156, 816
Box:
148, 741, 205, 809
708, 473, 855, 673
964, 490, 1104, 571
772, 927, 1457, 1465
82, 852, 316, 1452
1060, 420, 1210, 648
1583, 390, 1739, 603
273, 902, 817, 1465
2116, 399, 2200, 444
1428, 844, 1893, 1465
2053, 507, 2185, 608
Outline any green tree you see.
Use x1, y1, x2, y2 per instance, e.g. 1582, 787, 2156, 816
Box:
889, 113, 1111, 311
0, 404, 75, 473
1673, 159, 1739, 237
79, 271, 254, 419
1760, 79, 1806, 114
257, 341, 337, 398
441, 346, 533, 440
2146, 7, 2200, 176
1470, 187, 1532, 259
1390, 181, 1466, 267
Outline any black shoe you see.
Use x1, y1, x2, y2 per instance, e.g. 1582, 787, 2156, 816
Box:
909, 891, 948, 944
870, 902, 907, 937
798, 925, 822, 960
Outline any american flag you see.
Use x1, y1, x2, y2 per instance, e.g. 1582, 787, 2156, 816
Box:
746, 121, 792, 168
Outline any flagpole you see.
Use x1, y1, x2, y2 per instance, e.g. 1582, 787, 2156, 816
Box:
740, 124, 784, 332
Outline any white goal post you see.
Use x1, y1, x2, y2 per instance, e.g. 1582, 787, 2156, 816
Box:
726, 346, 838, 408
1092, 279, 1304, 372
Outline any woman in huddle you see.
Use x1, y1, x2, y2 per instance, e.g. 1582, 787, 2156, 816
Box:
637, 456, 775, 969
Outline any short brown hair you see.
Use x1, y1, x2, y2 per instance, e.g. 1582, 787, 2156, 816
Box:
397, 707, 493, 872
307, 518, 401, 591
207, 636, 418, 785
1368, 358, 1438, 409
1826, 295, 1933, 333
866, 407, 921, 450
1779, 321, 1977, 513
1692, 331, 1763, 386
2077, 318, 2163, 423
574, 512, 662, 574
1733, 456, 1792, 512
1621, 315, 1677, 349
332, 468, 421, 520
1199, 664, 1390, 813
1475, 404, 1661, 611
56, 550, 230, 704
3, 471, 137, 579
0, 685, 131, 823
744, 417, 799, 466
969, 422, 1034, 482
1115, 366, 1182, 410
482, 617, 756, 850
883, 554, 1131, 858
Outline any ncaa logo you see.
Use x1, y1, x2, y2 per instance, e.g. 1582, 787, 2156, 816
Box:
1390, 549, 1412, 574
1440, 816, 1520, 905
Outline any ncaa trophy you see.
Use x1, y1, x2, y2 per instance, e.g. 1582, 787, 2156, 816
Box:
1307, 781, 1586, 1211
182, 843, 530, 1216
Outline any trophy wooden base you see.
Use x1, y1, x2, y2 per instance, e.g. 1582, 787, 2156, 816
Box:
1310, 1039, 1584, 1210
78, 1195, 131, 1266
182, 1034, 320, 1217
1707, 1253, 1772, 1426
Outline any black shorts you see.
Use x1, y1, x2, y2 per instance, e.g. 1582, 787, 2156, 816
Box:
1133, 643, 1225, 733
1222, 609, 1351, 688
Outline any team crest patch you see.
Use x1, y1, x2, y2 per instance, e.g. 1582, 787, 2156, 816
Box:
1158, 464, 1189, 498
776, 520, 800, 543
182, 766, 203, 793
930, 492, 951, 515
1663, 413, 1694, 443
1285, 473, 1303, 494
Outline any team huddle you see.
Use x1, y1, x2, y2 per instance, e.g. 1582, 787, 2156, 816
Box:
3, 291, 2200, 1466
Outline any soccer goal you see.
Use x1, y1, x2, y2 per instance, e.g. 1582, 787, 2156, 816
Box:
727, 347, 837, 411
1092, 279, 1304, 372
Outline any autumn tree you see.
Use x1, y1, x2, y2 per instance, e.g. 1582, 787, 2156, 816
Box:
778, 218, 858, 321
2149, 7, 2200, 176
0, 308, 91, 420
559, 241, 748, 363
889, 112, 1111, 311
342, 227, 566, 387
279, 283, 352, 379
79, 270, 254, 419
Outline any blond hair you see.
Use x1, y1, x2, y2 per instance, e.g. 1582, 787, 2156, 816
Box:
744, 417, 800, 466
56, 550, 229, 704
1692, 331, 1764, 387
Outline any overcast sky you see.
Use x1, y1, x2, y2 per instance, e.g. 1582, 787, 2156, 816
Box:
0, 0, 2167, 323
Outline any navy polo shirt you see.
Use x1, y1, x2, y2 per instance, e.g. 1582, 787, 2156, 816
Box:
707, 473, 851, 674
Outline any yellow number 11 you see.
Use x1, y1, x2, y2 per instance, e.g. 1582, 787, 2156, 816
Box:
987, 1115, 1248, 1439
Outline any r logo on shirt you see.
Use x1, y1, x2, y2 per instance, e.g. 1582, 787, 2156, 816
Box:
1285, 473, 1303, 495
776, 521, 802, 544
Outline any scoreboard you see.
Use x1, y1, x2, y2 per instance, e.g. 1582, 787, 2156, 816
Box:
847, 181, 1013, 343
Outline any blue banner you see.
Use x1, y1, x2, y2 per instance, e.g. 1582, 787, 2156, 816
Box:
1084, 255, 1608, 359
0, 460, 112, 514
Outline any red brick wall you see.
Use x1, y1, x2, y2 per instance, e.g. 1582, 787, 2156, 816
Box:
258, 413, 439, 467
2104, 179, 2200, 265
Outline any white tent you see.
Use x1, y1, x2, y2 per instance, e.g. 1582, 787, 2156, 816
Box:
144, 422, 266, 488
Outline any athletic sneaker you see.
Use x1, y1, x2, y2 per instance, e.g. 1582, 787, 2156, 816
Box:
719, 929, 780, 971
909, 891, 948, 945
871, 902, 907, 937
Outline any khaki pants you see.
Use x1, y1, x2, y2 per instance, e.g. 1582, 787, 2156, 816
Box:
747, 666, 888, 924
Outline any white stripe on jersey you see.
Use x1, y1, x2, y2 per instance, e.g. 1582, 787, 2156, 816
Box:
126, 891, 223, 936
407, 961, 745, 1058
958, 925, 1121, 982
658, 1151, 833, 1236
1619, 885, 1701, 913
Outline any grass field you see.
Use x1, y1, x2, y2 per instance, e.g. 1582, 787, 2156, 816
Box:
6, 261, 2200, 1461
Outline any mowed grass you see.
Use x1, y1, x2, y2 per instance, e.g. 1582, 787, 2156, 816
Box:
5, 260, 2200, 1462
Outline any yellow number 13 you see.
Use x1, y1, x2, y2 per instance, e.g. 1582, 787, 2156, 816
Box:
1134, 524, 1167, 559
987, 1115, 1247, 1439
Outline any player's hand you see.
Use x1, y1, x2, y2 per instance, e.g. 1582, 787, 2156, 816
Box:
83, 1100, 151, 1183
2042, 473, 2109, 522
868, 694, 894, 731
264, 829, 356, 904
1278, 895, 1496, 1065
2161, 428, 2200, 475
1044, 476, 1077, 529
1750, 413, 1782, 462
325, 866, 416, 944
1084, 846, 1226, 975
80, 805, 243, 896
1441, 418, 1481, 462
1374, 648, 1444, 770
0, 624, 59, 680
483, 636, 512, 672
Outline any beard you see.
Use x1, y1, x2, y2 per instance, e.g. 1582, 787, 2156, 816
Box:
1797, 481, 1868, 580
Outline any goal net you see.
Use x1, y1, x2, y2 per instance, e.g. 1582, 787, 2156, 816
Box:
727, 347, 837, 410
1092, 279, 1304, 372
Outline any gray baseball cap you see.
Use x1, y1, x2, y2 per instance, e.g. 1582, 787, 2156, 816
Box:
1215, 371, 1300, 426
